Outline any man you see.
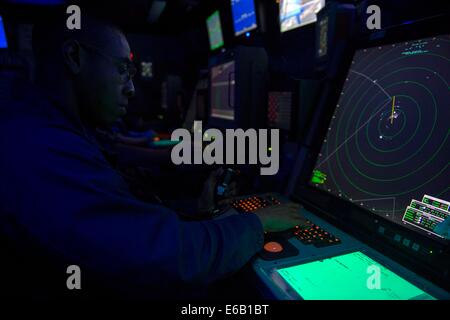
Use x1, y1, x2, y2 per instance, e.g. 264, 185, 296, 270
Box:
0, 13, 304, 298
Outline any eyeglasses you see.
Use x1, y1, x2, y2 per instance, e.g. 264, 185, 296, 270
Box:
79, 42, 137, 83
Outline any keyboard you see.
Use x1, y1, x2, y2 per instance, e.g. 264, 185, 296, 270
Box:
232, 194, 341, 248
232, 195, 281, 213
292, 222, 341, 247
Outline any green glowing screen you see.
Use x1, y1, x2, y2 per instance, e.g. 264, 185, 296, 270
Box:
277, 251, 435, 300
206, 11, 224, 51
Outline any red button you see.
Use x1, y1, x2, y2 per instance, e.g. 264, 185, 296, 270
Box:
264, 241, 284, 253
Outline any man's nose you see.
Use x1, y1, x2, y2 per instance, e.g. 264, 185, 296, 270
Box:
123, 80, 135, 99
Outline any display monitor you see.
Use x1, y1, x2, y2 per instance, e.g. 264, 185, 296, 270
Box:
276, 251, 436, 300
280, 0, 325, 33
267, 91, 292, 131
310, 34, 450, 240
0, 15, 7, 49
210, 60, 235, 121
206, 11, 224, 51
230, 0, 258, 36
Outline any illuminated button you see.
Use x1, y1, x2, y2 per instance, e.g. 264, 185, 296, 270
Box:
264, 241, 284, 253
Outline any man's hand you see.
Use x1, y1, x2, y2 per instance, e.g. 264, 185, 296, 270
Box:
434, 216, 450, 239
255, 202, 309, 232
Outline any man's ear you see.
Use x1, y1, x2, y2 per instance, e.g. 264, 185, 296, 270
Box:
61, 39, 82, 75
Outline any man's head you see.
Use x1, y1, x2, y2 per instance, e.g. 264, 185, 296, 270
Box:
33, 13, 135, 127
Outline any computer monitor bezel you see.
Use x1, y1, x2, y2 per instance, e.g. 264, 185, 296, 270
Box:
309, 33, 450, 243
291, 17, 450, 248
230, 0, 258, 37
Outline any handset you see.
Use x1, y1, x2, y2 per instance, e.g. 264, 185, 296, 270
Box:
213, 168, 239, 215
216, 168, 234, 198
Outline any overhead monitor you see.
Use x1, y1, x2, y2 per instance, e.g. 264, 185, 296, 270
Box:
230, 0, 258, 36
206, 11, 225, 51
280, 0, 325, 33
310, 34, 450, 240
0, 15, 8, 49
210, 60, 235, 121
